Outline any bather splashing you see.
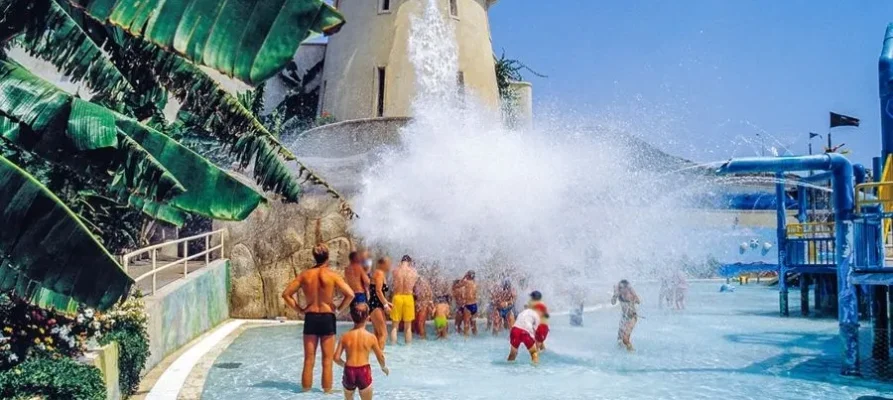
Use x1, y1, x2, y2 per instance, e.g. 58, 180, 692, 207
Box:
352, 0, 736, 306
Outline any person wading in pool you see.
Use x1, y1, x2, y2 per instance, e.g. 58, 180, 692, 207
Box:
490, 279, 517, 335
369, 257, 392, 349
282, 243, 355, 393
611, 279, 641, 351
451, 279, 466, 334
459, 270, 479, 336
390, 255, 419, 344
412, 274, 434, 339
334, 304, 389, 400
345, 251, 371, 309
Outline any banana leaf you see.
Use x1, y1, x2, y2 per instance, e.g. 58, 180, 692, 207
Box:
0, 60, 266, 221
0, 153, 132, 310
120, 39, 356, 217
71, 0, 345, 85
16, 0, 134, 102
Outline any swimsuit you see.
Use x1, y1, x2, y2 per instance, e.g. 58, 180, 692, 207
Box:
342, 364, 373, 391
510, 327, 535, 350
535, 324, 550, 343
464, 303, 478, 315
352, 292, 368, 306
391, 294, 416, 322
497, 307, 513, 319
434, 315, 448, 329
303, 312, 336, 336
369, 282, 389, 310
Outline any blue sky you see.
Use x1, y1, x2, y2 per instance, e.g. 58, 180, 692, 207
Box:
489, 1, 893, 167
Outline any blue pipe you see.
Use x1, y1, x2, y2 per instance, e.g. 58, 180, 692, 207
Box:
797, 185, 807, 223
854, 164, 867, 186
873, 157, 883, 183
775, 172, 789, 316
881, 23, 893, 164
718, 154, 859, 375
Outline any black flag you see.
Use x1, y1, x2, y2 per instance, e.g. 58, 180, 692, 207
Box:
830, 112, 860, 128
809, 132, 820, 139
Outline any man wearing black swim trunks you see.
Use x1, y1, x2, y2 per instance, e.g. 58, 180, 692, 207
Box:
282, 243, 355, 393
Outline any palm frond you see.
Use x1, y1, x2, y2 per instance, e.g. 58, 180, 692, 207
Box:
0, 153, 132, 310
71, 0, 345, 85
0, 59, 266, 221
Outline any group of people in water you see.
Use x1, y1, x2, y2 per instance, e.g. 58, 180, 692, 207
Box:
281, 243, 645, 399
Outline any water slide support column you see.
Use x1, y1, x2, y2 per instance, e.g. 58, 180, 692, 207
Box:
718, 154, 858, 375
798, 185, 810, 316
878, 23, 893, 361
776, 172, 789, 316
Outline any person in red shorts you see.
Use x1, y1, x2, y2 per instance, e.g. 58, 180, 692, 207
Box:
507, 303, 547, 365
335, 304, 389, 400
535, 312, 550, 351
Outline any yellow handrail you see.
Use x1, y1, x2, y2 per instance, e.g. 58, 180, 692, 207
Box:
882, 154, 893, 241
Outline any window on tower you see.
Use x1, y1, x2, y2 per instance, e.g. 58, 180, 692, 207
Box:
380, 0, 391, 12
457, 71, 465, 99
376, 67, 387, 117
449, 0, 458, 17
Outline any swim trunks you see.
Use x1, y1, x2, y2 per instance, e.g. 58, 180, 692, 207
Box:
303, 312, 336, 336
434, 315, 448, 329
369, 283, 389, 310
509, 326, 535, 350
342, 364, 372, 391
498, 307, 513, 319
535, 324, 550, 343
464, 303, 478, 315
391, 294, 416, 322
352, 292, 368, 306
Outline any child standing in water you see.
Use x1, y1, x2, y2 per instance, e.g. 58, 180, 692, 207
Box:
335, 304, 389, 400
611, 279, 641, 351
433, 296, 451, 339
507, 303, 548, 365
526, 291, 550, 350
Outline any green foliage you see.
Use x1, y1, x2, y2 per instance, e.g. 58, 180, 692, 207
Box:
493, 51, 544, 128
0, 357, 106, 400
0, 154, 133, 310
98, 294, 149, 397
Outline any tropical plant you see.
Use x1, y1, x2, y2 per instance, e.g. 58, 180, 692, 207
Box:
494, 51, 544, 127
0, 0, 351, 310
98, 294, 149, 397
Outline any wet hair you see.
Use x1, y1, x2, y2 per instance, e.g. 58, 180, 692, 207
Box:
349, 251, 359, 263
377, 257, 390, 266
529, 291, 542, 301
350, 303, 369, 323
313, 244, 329, 265
401, 255, 412, 263
465, 270, 476, 280
619, 279, 630, 287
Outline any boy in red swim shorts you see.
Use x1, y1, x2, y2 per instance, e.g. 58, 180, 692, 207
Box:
507, 303, 547, 365
335, 304, 389, 400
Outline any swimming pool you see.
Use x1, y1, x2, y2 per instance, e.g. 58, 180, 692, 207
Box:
201, 283, 891, 399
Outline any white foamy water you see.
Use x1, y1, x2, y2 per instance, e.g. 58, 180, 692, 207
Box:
351, 0, 754, 307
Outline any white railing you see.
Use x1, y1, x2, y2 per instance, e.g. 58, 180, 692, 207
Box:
121, 229, 225, 295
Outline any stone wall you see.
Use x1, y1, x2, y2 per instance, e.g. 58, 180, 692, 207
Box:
214, 194, 355, 319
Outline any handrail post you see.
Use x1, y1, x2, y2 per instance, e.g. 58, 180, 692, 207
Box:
221, 231, 225, 259
123, 256, 129, 274
205, 234, 210, 265
151, 249, 157, 295
183, 240, 189, 278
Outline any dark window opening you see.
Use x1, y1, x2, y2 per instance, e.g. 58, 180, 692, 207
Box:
457, 71, 465, 98
449, 0, 458, 17
381, 0, 391, 12
377, 67, 386, 117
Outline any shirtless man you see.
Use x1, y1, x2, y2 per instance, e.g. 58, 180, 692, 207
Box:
460, 270, 479, 336
413, 275, 434, 339
390, 255, 419, 344
345, 251, 371, 309
281, 244, 355, 393
334, 304, 389, 400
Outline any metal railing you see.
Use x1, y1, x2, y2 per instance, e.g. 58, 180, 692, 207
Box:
785, 237, 836, 267
855, 182, 893, 212
786, 222, 835, 238
121, 229, 225, 295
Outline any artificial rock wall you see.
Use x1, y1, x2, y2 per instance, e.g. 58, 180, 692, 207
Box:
214, 194, 355, 319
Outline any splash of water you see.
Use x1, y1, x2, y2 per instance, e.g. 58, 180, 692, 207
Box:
351, 0, 751, 304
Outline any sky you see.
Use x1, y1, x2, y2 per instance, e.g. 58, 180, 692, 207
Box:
489, 0, 893, 167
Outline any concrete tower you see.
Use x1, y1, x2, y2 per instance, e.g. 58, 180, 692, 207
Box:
320, 0, 501, 121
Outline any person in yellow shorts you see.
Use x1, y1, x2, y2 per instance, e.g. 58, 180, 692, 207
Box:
390, 255, 419, 344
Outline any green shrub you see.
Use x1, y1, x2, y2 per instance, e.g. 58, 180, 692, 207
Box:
0, 357, 105, 400
98, 294, 150, 398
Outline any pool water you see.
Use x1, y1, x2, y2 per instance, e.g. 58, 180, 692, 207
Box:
202, 284, 891, 399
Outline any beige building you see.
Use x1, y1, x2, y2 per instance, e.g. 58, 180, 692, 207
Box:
264, 0, 523, 123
